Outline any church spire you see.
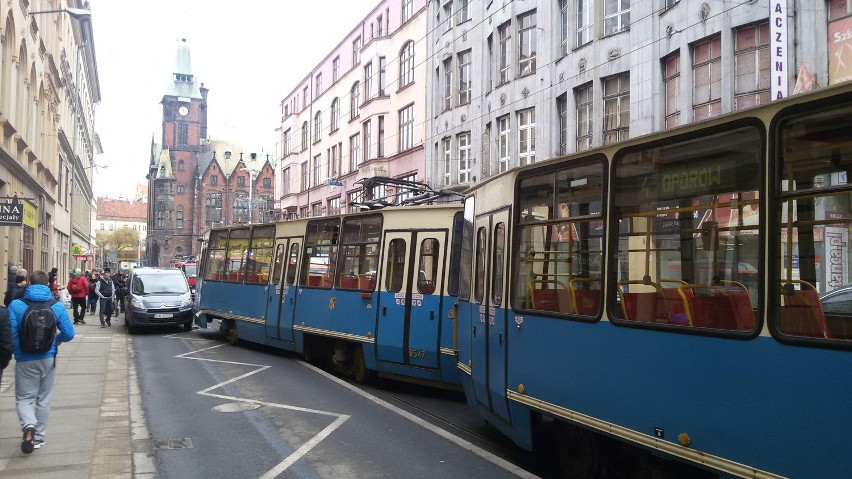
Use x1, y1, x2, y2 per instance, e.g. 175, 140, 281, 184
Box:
163, 38, 202, 100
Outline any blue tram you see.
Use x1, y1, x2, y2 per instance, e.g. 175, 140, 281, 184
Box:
195, 201, 463, 385
452, 82, 852, 478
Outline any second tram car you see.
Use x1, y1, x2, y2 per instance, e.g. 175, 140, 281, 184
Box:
452, 82, 852, 478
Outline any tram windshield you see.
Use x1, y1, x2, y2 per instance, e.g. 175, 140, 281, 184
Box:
777, 103, 852, 342
612, 126, 762, 331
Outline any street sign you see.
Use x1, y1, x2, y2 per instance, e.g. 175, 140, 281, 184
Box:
0, 202, 24, 226
326, 179, 343, 187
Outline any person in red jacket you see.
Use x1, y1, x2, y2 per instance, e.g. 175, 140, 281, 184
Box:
66, 268, 89, 325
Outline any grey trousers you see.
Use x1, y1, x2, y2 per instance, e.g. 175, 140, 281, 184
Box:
15, 358, 56, 441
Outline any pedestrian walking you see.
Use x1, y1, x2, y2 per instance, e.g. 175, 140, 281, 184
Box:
0, 305, 12, 389
87, 271, 99, 315
48, 267, 59, 300
5, 274, 27, 306
66, 268, 89, 325
113, 271, 128, 314
9, 270, 75, 453
95, 269, 116, 327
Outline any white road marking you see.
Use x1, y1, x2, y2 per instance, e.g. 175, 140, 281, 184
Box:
173, 337, 350, 479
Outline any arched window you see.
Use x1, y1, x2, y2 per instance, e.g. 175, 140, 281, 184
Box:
399, 41, 415, 87
331, 98, 340, 131
176, 184, 185, 194
210, 175, 219, 186
178, 159, 185, 172
263, 177, 271, 188
314, 110, 322, 141
350, 82, 360, 119
176, 205, 184, 229
0, 16, 14, 113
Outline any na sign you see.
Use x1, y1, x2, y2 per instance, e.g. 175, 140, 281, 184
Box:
770, 0, 788, 99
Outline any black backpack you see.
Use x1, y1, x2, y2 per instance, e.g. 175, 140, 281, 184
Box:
19, 299, 58, 354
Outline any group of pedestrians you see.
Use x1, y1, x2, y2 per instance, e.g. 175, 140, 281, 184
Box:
0, 265, 129, 455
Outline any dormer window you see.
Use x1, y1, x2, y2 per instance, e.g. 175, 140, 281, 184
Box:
174, 73, 194, 83
225, 151, 232, 160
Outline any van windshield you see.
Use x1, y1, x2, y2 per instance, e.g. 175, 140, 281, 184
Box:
132, 274, 189, 295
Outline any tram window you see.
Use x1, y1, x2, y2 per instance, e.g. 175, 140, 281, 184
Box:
300, 219, 339, 289
474, 227, 487, 304
515, 161, 605, 317
271, 244, 285, 286
448, 211, 464, 297
286, 243, 299, 286
386, 238, 406, 292
203, 231, 228, 281
245, 226, 274, 284
492, 223, 505, 306
612, 126, 761, 332
225, 228, 251, 283
418, 238, 439, 295
337, 215, 381, 291
776, 104, 852, 342
457, 199, 475, 301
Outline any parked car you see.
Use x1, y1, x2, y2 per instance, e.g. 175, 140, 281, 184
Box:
124, 267, 194, 333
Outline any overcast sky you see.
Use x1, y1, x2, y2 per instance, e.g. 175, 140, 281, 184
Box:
89, 0, 379, 199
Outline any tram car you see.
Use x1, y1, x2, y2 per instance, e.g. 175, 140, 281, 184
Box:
452, 81, 852, 478
195, 178, 464, 386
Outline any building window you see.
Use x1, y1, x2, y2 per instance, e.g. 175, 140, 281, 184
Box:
400, 41, 415, 87
498, 115, 510, 173
350, 134, 361, 171
663, 53, 680, 129
377, 14, 384, 36
829, 0, 852, 20
379, 57, 387, 95
399, 105, 414, 152
486, 34, 494, 92
312, 202, 322, 218
177, 184, 185, 195
316, 73, 322, 95
518, 109, 536, 166
603, 0, 629, 36
363, 120, 372, 161
603, 73, 630, 145
283, 128, 291, 155
178, 159, 185, 172
556, 94, 568, 155
402, 0, 413, 23
734, 22, 770, 110
518, 11, 537, 76
314, 110, 323, 142
313, 154, 322, 185
692, 35, 722, 121
176, 206, 184, 229
301, 161, 308, 191
329, 98, 340, 132
576, 0, 592, 47
263, 177, 271, 188
300, 206, 309, 218
443, 57, 453, 110
210, 175, 219, 186
576, 83, 592, 151
458, 133, 471, 183
302, 122, 309, 151
303, 86, 309, 108
283, 168, 291, 195
378, 116, 385, 157
233, 194, 248, 224
456, 0, 469, 24
333, 56, 340, 82
353, 36, 361, 65
443, 138, 452, 186
328, 196, 341, 216
458, 50, 471, 105
237, 176, 246, 187
205, 193, 223, 226
364, 62, 373, 101
499, 22, 511, 84
177, 122, 188, 146
351, 83, 361, 119
444, 2, 454, 31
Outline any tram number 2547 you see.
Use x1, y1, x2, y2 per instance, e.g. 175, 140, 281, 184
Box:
396, 298, 422, 306
408, 348, 426, 359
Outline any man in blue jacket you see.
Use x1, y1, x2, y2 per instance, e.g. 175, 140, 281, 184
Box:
9, 270, 75, 453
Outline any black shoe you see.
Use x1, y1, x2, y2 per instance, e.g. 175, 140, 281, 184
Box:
21, 425, 35, 454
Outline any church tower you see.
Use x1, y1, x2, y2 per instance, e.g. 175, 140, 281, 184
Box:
147, 39, 209, 267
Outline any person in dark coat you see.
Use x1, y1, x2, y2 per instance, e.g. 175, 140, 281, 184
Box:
4, 275, 27, 307
87, 271, 99, 314
47, 267, 58, 298
0, 305, 13, 389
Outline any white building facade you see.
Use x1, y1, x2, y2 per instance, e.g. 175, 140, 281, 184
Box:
276, 0, 428, 218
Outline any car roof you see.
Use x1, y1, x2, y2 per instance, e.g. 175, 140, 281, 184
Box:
131, 267, 184, 275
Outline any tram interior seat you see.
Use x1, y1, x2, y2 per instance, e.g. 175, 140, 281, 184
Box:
528, 278, 572, 313
322, 274, 333, 288
307, 275, 323, 287
570, 278, 601, 316
339, 275, 359, 289
359, 274, 376, 290
617, 279, 667, 322
780, 281, 829, 338
246, 272, 260, 284
678, 282, 755, 330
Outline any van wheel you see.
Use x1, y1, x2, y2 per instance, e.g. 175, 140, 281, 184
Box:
352, 346, 372, 384
183, 321, 193, 332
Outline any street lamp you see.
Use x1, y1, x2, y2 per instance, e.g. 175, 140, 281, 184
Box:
28, 8, 92, 20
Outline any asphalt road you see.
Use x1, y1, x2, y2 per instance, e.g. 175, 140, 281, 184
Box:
130, 326, 545, 479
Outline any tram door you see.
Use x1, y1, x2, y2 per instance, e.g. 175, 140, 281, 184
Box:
377, 230, 447, 368
470, 208, 511, 422
265, 237, 301, 343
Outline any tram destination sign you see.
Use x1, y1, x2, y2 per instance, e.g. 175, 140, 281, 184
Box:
0, 202, 24, 226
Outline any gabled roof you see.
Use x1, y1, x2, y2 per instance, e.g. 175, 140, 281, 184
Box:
96, 198, 147, 221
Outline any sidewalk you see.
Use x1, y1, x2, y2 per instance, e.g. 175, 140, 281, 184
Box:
0, 308, 154, 478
